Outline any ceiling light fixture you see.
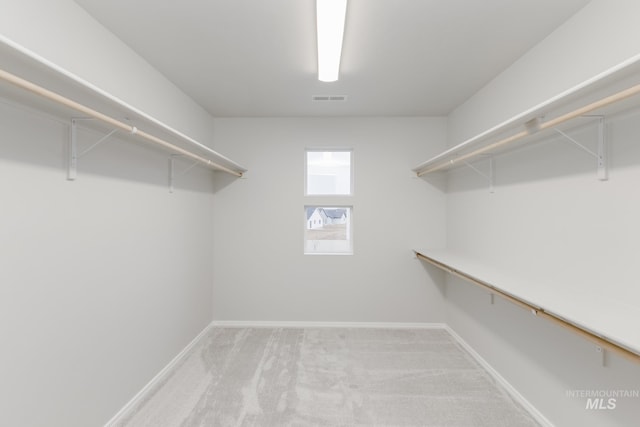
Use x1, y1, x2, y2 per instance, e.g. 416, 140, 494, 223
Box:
316, 0, 347, 82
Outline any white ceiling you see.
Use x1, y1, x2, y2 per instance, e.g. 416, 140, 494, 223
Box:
74, 0, 590, 117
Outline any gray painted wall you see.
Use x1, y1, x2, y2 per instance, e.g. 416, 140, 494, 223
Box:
443, 1, 640, 426
445, 120, 640, 426
211, 117, 448, 323
0, 0, 217, 143
0, 99, 216, 427
448, 0, 640, 145
2, 1, 640, 426
0, 1, 222, 425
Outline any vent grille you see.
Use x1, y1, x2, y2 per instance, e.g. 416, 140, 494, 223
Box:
312, 95, 347, 102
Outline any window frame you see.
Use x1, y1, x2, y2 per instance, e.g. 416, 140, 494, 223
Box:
304, 148, 354, 197
303, 205, 353, 256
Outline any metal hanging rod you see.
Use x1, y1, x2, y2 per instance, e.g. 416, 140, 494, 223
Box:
414, 250, 640, 364
416, 82, 640, 176
0, 67, 243, 178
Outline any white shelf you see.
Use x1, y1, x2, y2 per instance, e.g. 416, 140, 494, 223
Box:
413, 54, 640, 176
0, 36, 246, 177
415, 248, 640, 362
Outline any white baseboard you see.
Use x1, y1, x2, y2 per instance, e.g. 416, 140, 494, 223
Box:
104, 321, 550, 427
103, 322, 215, 427
444, 325, 554, 427
210, 320, 447, 329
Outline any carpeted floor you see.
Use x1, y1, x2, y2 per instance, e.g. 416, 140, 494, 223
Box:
115, 327, 540, 426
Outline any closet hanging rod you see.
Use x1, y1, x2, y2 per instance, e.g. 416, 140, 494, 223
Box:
416, 81, 640, 176
0, 35, 244, 172
0, 67, 243, 177
414, 251, 640, 364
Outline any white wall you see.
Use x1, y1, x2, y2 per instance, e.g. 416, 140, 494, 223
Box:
0, 1, 223, 425
211, 117, 447, 323
448, 0, 640, 145
445, 115, 640, 426
442, 1, 640, 426
0, 100, 216, 427
0, 0, 216, 144
4, 2, 639, 427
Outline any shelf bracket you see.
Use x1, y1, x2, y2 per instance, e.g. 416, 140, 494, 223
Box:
169, 155, 199, 193
596, 346, 607, 367
462, 156, 494, 193
68, 118, 118, 181
553, 116, 607, 181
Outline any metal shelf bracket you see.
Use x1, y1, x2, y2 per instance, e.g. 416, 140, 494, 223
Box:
169, 154, 199, 193
68, 118, 118, 181
554, 116, 607, 181
596, 345, 607, 367
462, 155, 495, 193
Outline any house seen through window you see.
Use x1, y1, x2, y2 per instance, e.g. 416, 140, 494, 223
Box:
304, 150, 353, 255
304, 206, 352, 255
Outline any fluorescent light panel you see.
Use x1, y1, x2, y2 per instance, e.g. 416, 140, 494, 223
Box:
316, 0, 347, 82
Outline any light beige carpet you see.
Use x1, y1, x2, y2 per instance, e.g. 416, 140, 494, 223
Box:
115, 327, 540, 426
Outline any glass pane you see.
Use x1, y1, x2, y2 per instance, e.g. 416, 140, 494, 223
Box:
306, 151, 351, 195
304, 206, 352, 255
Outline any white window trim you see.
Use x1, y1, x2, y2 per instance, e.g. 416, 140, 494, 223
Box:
303, 205, 353, 255
304, 148, 354, 197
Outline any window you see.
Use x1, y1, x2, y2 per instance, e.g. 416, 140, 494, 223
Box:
304, 206, 352, 255
304, 149, 353, 255
305, 150, 352, 195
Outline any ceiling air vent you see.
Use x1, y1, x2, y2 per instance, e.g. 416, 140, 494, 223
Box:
312, 95, 347, 102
